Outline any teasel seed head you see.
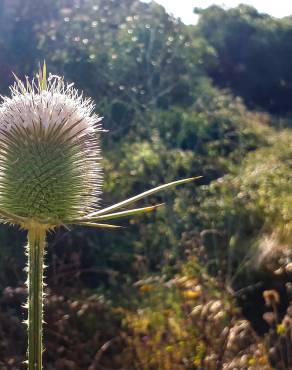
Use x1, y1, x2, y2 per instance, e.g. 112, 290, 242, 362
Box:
0, 71, 102, 228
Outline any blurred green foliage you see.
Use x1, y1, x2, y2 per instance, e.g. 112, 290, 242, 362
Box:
196, 4, 292, 114
0, 0, 291, 369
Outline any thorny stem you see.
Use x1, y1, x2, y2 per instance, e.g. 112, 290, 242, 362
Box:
26, 227, 47, 370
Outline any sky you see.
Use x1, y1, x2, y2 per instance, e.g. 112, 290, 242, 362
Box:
142, 0, 292, 24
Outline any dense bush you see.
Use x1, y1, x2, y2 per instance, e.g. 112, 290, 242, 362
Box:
196, 4, 292, 114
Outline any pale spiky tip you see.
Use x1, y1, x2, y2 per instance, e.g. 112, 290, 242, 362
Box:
0, 67, 103, 228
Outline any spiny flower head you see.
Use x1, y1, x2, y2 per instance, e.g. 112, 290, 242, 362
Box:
0, 70, 102, 228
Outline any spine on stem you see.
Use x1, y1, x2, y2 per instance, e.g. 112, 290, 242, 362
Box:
26, 227, 47, 370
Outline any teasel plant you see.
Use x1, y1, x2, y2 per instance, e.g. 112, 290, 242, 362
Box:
0, 63, 200, 370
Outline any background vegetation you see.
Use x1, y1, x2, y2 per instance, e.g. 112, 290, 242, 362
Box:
0, 1, 291, 369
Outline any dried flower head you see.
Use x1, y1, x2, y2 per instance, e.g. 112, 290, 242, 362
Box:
263, 290, 280, 306
0, 70, 102, 228
262, 312, 275, 325
282, 315, 292, 330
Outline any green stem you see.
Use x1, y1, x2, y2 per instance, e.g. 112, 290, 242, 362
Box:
27, 227, 47, 370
